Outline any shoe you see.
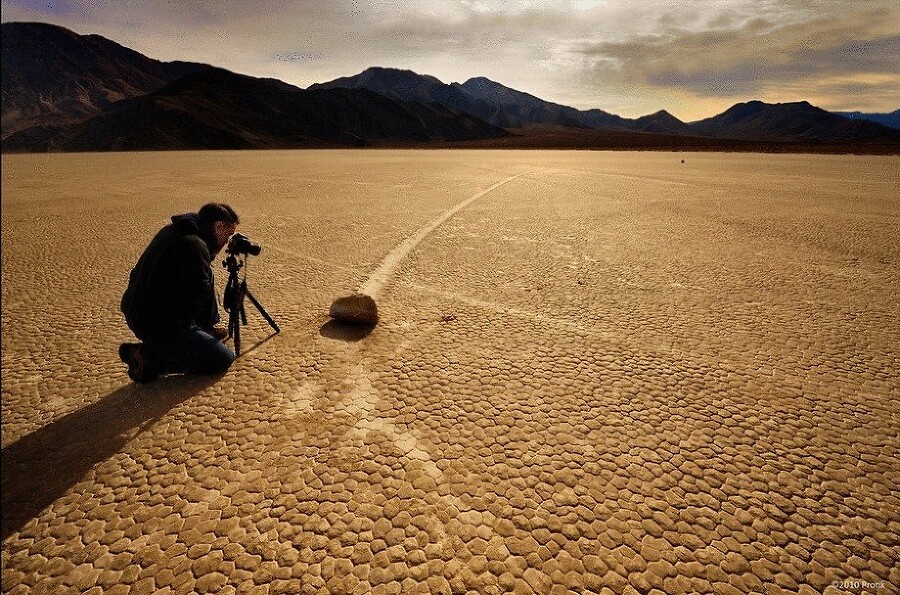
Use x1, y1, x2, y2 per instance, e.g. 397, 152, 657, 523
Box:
118, 342, 157, 383
207, 325, 229, 342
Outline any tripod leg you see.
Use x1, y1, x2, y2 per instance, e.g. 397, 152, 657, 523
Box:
227, 307, 236, 339
239, 281, 248, 326
228, 307, 242, 356
244, 288, 281, 333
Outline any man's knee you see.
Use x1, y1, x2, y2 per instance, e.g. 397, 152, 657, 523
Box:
206, 345, 236, 374
188, 339, 235, 375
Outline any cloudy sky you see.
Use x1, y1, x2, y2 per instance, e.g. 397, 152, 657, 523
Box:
3, 0, 898, 120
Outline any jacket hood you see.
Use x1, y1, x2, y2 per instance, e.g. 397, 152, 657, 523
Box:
171, 213, 217, 255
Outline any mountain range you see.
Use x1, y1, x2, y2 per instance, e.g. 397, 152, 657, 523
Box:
2, 22, 898, 153
834, 111, 900, 130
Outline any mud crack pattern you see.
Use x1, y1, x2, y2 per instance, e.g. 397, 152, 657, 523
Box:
2, 150, 898, 594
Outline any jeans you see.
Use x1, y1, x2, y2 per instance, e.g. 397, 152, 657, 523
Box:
144, 324, 235, 375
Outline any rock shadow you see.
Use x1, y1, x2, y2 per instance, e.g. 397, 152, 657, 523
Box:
1, 373, 221, 541
319, 319, 376, 342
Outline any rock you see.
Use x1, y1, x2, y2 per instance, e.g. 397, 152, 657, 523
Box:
329, 293, 379, 324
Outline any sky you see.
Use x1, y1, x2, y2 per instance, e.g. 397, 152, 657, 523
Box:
2, 0, 898, 120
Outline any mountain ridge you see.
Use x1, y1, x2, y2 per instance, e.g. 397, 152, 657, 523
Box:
308, 67, 498, 126
311, 67, 897, 144
3, 66, 510, 151
690, 99, 897, 143
2, 22, 898, 152
1, 21, 208, 138
834, 110, 900, 130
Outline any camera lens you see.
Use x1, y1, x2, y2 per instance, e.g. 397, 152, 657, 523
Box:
228, 233, 261, 255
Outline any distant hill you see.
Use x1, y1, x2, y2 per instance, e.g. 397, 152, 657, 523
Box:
2, 67, 509, 151
2, 21, 898, 153
455, 77, 586, 128
833, 110, 900, 130
457, 77, 634, 130
308, 67, 498, 124
631, 110, 695, 135
1, 22, 206, 138
316, 69, 900, 146
689, 100, 900, 143
316, 69, 630, 130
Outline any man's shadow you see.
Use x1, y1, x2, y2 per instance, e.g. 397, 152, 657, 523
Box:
2, 374, 220, 541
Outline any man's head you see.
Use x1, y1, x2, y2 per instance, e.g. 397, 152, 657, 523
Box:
198, 203, 240, 254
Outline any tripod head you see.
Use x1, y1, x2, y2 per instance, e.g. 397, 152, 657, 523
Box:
222, 251, 248, 314
222, 251, 244, 276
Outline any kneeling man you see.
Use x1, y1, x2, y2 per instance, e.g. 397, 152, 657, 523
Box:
119, 203, 239, 382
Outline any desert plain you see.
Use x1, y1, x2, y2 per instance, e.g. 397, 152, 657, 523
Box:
1, 150, 898, 594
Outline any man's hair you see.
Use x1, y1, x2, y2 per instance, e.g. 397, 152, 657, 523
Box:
198, 203, 240, 225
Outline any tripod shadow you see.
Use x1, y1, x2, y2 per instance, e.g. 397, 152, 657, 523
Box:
319, 319, 377, 342
1, 374, 220, 541
233, 332, 279, 357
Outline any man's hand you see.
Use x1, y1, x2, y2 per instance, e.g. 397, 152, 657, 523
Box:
208, 326, 229, 342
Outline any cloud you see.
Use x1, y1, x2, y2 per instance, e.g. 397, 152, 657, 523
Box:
274, 53, 324, 63
567, 4, 900, 106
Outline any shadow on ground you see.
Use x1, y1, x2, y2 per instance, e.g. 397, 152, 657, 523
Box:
232, 332, 280, 357
319, 319, 376, 342
1, 374, 221, 541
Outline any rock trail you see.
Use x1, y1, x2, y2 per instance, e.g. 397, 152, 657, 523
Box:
358, 171, 532, 298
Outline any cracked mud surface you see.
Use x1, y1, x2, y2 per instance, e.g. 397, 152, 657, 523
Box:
2, 150, 898, 594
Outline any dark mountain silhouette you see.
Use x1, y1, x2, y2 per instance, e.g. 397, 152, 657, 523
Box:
309, 67, 497, 123
690, 100, 900, 143
631, 110, 695, 135
834, 110, 900, 130
456, 77, 635, 131
2, 67, 509, 151
454, 76, 586, 128
1, 22, 207, 137
458, 77, 636, 130
2, 22, 897, 153
316, 70, 630, 130
315, 69, 899, 147
577, 109, 634, 130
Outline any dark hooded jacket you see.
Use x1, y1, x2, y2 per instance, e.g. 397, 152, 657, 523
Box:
121, 213, 220, 340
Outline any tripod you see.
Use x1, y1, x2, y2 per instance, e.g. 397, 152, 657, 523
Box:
223, 251, 280, 356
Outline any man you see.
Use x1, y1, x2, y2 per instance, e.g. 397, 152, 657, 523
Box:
119, 203, 239, 383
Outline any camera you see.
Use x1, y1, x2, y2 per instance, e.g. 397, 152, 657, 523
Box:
227, 232, 261, 256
